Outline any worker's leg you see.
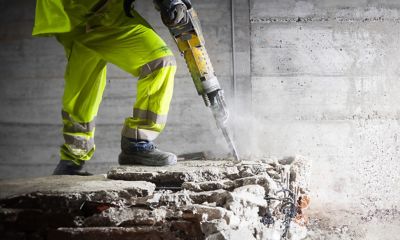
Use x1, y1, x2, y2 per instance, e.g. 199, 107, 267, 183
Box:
121, 54, 176, 142
55, 34, 107, 171
78, 8, 177, 165
80, 18, 176, 140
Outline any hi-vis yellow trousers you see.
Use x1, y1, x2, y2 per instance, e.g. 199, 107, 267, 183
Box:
33, 0, 176, 164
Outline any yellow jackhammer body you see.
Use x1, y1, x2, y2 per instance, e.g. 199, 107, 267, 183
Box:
166, 8, 240, 162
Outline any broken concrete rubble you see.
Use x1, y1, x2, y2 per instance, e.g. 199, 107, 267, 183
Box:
0, 156, 311, 240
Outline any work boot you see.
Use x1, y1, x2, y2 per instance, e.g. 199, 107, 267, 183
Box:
52, 160, 92, 176
119, 137, 177, 166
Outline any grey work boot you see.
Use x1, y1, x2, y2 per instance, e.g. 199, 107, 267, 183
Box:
53, 160, 92, 176
118, 137, 177, 166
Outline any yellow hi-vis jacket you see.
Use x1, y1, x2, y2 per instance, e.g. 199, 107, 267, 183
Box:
32, 0, 104, 36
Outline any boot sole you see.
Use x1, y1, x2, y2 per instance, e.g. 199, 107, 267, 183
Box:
118, 152, 177, 166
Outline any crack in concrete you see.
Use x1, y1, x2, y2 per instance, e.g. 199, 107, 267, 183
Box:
250, 17, 400, 23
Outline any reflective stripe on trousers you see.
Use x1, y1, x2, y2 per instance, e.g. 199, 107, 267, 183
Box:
61, 110, 95, 163
62, 110, 95, 133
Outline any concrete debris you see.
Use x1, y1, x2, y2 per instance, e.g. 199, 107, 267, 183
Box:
0, 157, 311, 240
107, 160, 242, 184
182, 180, 235, 192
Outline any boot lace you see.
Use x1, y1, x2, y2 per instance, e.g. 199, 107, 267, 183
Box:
133, 141, 156, 152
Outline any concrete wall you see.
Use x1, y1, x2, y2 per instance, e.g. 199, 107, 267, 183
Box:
0, 0, 399, 220
249, 0, 400, 213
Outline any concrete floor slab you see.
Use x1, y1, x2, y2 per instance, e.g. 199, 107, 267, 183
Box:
0, 175, 155, 200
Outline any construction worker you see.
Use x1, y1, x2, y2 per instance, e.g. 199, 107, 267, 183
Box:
32, 0, 192, 175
